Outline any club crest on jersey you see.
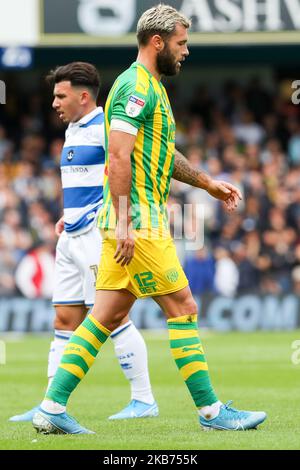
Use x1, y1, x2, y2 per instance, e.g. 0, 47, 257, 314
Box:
125, 95, 145, 118
67, 150, 74, 161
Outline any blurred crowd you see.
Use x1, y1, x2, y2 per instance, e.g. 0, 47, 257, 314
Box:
0, 74, 300, 298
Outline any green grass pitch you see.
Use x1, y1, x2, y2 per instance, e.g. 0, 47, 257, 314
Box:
0, 330, 299, 450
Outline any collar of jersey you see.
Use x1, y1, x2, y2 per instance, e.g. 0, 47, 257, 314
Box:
132, 61, 162, 87
69, 106, 103, 128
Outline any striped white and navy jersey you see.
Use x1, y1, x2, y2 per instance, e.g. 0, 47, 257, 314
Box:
61, 107, 105, 236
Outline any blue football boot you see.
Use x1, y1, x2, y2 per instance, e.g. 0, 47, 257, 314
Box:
200, 401, 267, 431
9, 406, 40, 422
108, 399, 159, 420
32, 408, 94, 434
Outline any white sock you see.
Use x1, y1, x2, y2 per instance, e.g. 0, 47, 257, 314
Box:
40, 399, 66, 415
198, 401, 223, 420
110, 321, 155, 405
46, 329, 73, 392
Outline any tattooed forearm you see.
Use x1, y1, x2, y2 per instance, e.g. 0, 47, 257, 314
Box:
172, 148, 212, 190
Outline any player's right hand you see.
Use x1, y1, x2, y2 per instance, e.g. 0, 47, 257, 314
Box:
114, 221, 135, 266
55, 216, 65, 237
207, 180, 242, 212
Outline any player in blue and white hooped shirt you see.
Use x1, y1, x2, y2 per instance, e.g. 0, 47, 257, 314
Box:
9, 62, 158, 423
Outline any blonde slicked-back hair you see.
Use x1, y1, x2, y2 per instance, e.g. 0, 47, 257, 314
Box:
137, 3, 191, 46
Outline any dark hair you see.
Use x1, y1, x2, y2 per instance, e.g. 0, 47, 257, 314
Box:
46, 62, 100, 100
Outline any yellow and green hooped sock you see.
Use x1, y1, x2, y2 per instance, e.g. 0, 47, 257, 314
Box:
46, 314, 110, 406
168, 314, 218, 408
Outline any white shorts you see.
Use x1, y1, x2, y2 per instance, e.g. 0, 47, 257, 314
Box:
52, 226, 102, 308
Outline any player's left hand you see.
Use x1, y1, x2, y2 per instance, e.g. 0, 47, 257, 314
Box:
207, 180, 242, 212
114, 220, 135, 266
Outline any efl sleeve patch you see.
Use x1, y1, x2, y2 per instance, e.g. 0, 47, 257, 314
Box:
125, 95, 146, 118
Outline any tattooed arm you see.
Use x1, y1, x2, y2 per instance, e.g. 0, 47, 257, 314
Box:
172, 148, 242, 211
173, 148, 212, 189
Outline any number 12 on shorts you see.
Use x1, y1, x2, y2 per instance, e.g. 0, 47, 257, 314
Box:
133, 272, 158, 294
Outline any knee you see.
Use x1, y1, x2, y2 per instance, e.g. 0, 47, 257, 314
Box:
107, 312, 128, 332
54, 314, 73, 331
54, 307, 83, 331
96, 310, 128, 333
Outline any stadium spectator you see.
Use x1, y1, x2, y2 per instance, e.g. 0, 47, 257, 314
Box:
287, 118, 300, 166
184, 247, 215, 296
0, 233, 16, 296
214, 246, 239, 297
15, 243, 55, 299
291, 265, 300, 295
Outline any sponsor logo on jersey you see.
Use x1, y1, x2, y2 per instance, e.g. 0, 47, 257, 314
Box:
61, 167, 88, 174
67, 149, 74, 161
125, 95, 145, 117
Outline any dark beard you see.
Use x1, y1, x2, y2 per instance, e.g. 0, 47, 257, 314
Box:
156, 44, 178, 76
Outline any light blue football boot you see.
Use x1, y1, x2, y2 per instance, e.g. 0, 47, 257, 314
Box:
199, 401, 267, 431
108, 399, 159, 420
32, 408, 94, 434
9, 406, 40, 422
